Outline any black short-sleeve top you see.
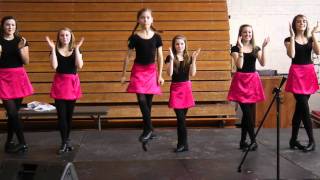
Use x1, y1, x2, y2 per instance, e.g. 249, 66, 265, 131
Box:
231, 46, 261, 73
128, 33, 163, 65
284, 37, 313, 65
55, 48, 78, 74
165, 55, 191, 82
0, 36, 29, 68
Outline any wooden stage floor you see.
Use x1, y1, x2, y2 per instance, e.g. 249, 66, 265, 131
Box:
0, 128, 319, 179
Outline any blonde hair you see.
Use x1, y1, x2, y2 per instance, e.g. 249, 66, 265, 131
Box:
236, 24, 259, 57
56, 27, 75, 51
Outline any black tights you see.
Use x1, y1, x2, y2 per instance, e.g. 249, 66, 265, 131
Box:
174, 108, 188, 146
55, 99, 76, 144
291, 94, 314, 143
3, 98, 25, 144
136, 94, 153, 133
239, 103, 255, 144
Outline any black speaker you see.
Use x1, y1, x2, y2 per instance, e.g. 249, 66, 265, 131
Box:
0, 160, 78, 180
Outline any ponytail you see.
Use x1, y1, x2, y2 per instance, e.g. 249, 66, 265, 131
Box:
131, 22, 139, 36
150, 25, 157, 33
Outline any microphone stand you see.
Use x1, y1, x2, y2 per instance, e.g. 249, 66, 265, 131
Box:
237, 76, 287, 180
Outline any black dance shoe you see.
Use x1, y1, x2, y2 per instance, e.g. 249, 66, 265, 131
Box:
139, 131, 154, 142
249, 142, 258, 151
289, 139, 305, 150
7, 144, 28, 154
139, 131, 156, 152
174, 144, 189, 153
57, 143, 68, 155
239, 141, 249, 150
149, 133, 157, 140
4, 141, 16, 153
66, 139, 74, 152
303, 142, 315, 152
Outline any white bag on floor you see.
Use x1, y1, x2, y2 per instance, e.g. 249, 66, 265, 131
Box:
27, 101, 56, 112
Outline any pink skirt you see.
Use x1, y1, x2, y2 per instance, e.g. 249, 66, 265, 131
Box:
285, 64, 319, 94
227, 72, 265, 103
50, 73, 82, 100
127, 63, 162, 95
169, 81, 195, 109
0, 67, 33, 100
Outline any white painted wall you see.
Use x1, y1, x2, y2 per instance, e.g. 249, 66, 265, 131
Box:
227, 0, 320, 74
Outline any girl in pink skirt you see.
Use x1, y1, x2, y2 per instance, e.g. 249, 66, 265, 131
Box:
284, 14, 320, 152
46, 28, 84, 154
121, 8, 164, 149
165, 35, 200, 153
227, 24, 270, 151
0, 16, 33, 153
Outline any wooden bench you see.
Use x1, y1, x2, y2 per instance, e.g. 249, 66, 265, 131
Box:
18, 106, 108, 131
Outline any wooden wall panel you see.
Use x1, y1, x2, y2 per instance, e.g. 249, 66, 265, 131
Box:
24, 91, 229, 104
29, 51, 231, 62
30, 41, 230, 51
0, 2, 227, 12
0, 0, 236, 126
19, 21, 229, 31
32, 81, 231, 93
28, 71, 231, 82
22, 31, 230, 41
1, 0, 226, 2
0, 12, 228, 21
24, 61, 231, 72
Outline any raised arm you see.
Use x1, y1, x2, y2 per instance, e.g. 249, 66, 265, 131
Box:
45, 36, 58, 70
232, 37, 244, 69
285, 22, 296, 58
166, 48, 174, 77
190, 48, 200, 76
311, 21, 320, 55
18, 37, 30, 65
257, 37, 270, 66
75, 37, 84, 69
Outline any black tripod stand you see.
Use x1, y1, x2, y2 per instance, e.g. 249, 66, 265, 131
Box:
237, 76, 287, 180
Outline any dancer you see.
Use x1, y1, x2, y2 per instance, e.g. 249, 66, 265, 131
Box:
284, 14, 320, 152
165, 35, 200, 152
228, 24, 269, 151
121, 8, 164, 151
46, 27, 84, 154
0, 16, 33, 153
